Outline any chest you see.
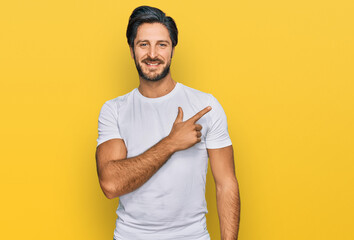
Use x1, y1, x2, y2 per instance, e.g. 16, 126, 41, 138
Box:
118, 99, 209, 157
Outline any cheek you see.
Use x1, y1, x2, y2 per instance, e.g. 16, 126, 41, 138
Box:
161, 53, 172, 62
134, 49, 147, 60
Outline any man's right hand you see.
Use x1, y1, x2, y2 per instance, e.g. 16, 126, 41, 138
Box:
167, 106, 212, 152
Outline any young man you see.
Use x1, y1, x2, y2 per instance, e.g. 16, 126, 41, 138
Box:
96, 5, 240, 240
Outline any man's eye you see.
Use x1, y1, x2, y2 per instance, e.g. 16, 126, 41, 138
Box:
140, 43, 147, 47
159, 44, 166, 47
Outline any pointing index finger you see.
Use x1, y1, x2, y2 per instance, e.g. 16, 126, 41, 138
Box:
188, 106, 212, 123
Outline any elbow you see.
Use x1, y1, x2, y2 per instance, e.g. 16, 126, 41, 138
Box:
99, 180, 121, 199
103, 189, 117, 200
216, 177, 239, 193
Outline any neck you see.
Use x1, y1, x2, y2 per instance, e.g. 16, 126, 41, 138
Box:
138, 73, 177, 98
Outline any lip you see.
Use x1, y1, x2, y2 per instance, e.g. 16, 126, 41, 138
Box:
144, 62, 161, 68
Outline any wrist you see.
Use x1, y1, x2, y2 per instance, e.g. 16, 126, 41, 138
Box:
162, 135, 178, 154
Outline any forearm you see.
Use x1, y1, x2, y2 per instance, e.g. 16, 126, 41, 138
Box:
216, 179, 240, 240
101, 136, 176, 198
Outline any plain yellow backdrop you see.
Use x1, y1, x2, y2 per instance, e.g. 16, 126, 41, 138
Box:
1, 0, 353, 239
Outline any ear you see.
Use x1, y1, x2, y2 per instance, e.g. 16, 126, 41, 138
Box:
130, 47, 134, 59
171, 47, 175, 58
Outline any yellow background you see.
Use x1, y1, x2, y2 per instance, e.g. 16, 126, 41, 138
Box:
1, 0, 353, 239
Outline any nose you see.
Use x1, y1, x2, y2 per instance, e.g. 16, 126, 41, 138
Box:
148, 46, 157, 59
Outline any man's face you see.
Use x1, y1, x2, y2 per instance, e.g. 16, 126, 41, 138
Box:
130, 22, 174, 82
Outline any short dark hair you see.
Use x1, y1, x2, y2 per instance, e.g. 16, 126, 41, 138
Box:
126, 6, 178, 48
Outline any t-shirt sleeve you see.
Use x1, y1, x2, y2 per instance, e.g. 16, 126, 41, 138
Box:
96, 100, 122, 147
205, 94, 232, 149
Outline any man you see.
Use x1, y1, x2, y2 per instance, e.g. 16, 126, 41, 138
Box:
95, 5, 240, 240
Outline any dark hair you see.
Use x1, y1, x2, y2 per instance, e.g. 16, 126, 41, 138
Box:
126, 6, 178, 48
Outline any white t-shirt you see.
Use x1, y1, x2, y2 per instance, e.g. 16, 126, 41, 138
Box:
97, 82, 232, 240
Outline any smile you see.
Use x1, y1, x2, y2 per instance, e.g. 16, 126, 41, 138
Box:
145, 62, 161, 67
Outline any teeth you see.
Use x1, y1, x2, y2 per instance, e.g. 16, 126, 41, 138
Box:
147, 63, 159, 65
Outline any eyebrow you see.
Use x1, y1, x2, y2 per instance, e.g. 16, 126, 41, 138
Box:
136, 40, 170, 45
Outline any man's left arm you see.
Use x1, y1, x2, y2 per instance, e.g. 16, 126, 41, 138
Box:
208, 145, 240, 240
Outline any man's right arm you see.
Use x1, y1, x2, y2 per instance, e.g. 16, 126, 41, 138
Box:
96, 136, 176, 199
95, 106, 211, 199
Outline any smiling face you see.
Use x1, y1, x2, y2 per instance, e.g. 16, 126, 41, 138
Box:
130, 22, 174, 82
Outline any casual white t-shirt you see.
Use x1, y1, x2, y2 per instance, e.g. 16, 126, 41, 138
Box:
97, 82, 232, 240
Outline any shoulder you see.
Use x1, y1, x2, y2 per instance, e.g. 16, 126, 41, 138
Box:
97, 89, 135, 123
101, 89, 135, 113
179, 83, 214, 104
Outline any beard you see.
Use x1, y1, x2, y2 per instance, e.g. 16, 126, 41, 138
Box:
133, 51, 172, 82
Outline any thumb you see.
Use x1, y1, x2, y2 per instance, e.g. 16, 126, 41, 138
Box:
174, 107, 183, 123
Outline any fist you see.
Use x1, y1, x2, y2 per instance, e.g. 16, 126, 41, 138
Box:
167, 106, 211, 152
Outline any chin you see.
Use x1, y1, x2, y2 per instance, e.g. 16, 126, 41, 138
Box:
143, 76, 163, 82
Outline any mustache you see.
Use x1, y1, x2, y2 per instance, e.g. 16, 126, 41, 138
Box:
143, 58, 164, 64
